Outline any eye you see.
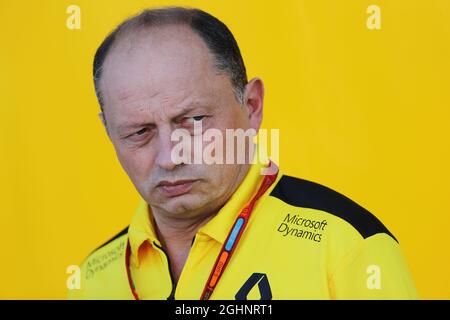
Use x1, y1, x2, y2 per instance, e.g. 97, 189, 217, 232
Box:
184, 115, 206, 125
134, 128, 148, 136
192, 115, 205, 121
125, 127, 151, 141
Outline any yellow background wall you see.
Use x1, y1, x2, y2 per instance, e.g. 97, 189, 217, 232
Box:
1, 0, 449, 299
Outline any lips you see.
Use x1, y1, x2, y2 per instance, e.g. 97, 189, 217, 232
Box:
157, 179, 197, 197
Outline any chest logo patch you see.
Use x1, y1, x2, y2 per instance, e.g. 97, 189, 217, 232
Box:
235, 273, 272, 300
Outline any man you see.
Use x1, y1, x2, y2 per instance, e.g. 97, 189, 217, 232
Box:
68, 7, 418, 299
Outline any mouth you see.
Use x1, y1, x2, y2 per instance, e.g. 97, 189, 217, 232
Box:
156, 179, 197, 197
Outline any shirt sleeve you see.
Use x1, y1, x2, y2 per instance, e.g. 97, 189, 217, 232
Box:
329, 233, 419, 299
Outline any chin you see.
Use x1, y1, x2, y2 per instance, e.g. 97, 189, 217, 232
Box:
157, 194, 207, 216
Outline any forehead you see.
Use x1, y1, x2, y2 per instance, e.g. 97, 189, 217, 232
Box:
100, 25, 227, 111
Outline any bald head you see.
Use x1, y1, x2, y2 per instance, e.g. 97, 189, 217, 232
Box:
93, 7, 248, 113
100, 24, 229, 121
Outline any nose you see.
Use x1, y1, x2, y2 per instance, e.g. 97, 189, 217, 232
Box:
155, 127, 179, 171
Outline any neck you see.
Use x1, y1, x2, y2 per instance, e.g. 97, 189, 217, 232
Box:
153, 210, 216, 249
150, 210, 217, 283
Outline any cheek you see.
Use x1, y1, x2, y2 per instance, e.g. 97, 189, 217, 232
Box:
200, 164, 239, 190
115, 144, 156, 183
228, 103, 251, 124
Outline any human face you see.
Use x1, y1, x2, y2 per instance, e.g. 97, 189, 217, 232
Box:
99, 25, 262, 219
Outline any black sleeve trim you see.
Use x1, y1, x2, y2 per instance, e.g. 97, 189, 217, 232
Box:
269, 175, 397, 242
93, 226, 129, 252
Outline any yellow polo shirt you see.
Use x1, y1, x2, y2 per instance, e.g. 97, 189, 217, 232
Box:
68, 160, 418, 299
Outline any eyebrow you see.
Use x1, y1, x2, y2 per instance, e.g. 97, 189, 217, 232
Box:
115, 103, 213, 133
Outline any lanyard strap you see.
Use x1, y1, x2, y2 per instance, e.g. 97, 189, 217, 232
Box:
200, 161, 278, 300
125, 161, 279, 300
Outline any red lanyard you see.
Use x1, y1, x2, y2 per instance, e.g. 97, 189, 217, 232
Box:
125, 161, 278, 300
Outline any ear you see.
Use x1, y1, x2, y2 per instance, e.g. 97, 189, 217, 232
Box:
98, 111, 110, 138
243, 77, 264, 131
